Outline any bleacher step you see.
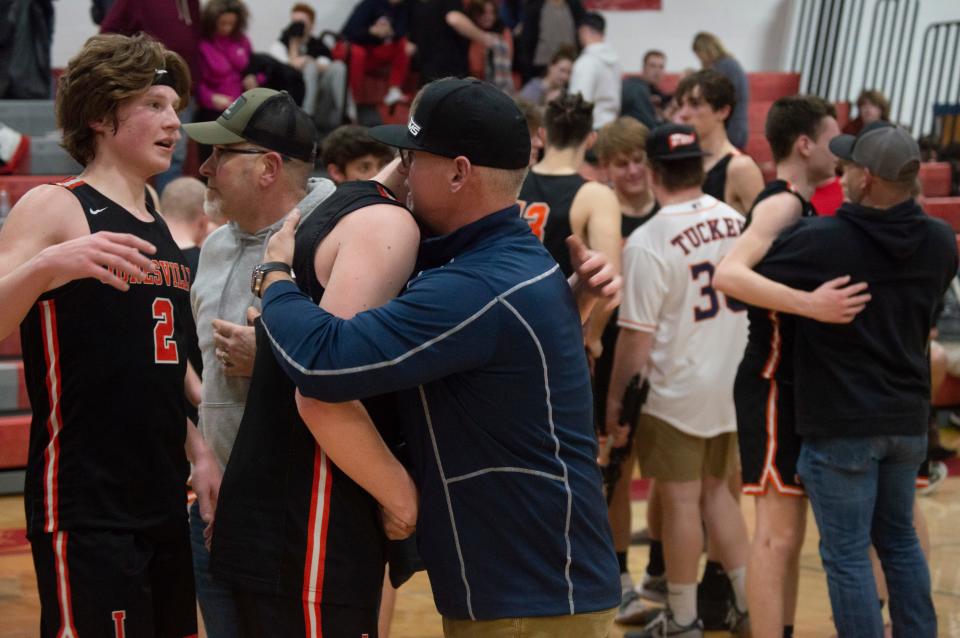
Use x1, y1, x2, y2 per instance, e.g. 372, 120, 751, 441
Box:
0, 100, 58, 137
27, 136, 81, 175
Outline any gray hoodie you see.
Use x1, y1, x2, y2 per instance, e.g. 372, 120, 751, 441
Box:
568, 41, 622, 129
191, 177, 336, 470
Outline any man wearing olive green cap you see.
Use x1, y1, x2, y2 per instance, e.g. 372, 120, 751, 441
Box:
181, 87, 335, 637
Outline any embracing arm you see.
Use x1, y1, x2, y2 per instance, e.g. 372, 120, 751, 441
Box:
713, 193, 869, 323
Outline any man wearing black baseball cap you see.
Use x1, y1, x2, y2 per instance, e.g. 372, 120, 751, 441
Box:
256, 77, 622, 635
751, 123, 955, 637
608, 123, 752, 638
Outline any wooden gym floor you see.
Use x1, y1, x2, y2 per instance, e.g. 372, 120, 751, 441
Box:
2, 435, 960, 637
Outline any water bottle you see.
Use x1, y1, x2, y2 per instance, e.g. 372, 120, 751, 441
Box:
0, 189, 10, 228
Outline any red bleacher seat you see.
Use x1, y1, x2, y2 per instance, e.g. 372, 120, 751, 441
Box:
0, 333, 21, 358
834, 101, 851, 131
934, 373, 960, 407
0, 414, 29, 469
748, 72, 800, 102
748, 101, 773, 133
0, 175, 70, 208
744, 135, 775, 181
924, 196, 960, 231
919, 162, 952, 198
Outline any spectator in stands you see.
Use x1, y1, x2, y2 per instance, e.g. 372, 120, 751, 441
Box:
621, 50, 669, 129
267, 2, 351, 130
337, 0, 412, 108
195, 0, 257, 163
0, 0, 54, 99
675, 69, 764, 214
99, 0, 202, 192
465, 0, 514, 93
409, 0, 498, 84
321, 124, 395, 183
569, 12, 622, 130
842, 89, 891, 135
159, 176, 208, 275
518, 0, 585, 82
518, 44, 576, 106
692, 32, 748, 149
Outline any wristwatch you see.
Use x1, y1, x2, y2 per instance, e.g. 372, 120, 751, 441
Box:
251, 261, 293, 298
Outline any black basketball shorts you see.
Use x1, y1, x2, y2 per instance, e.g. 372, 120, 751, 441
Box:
30, 519, 196, 638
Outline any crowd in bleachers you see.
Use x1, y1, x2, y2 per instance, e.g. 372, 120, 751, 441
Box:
2, 2, 960, 638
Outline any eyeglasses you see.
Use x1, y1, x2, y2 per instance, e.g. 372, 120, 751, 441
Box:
399, 148, 415, 168
210, 146, 290, 166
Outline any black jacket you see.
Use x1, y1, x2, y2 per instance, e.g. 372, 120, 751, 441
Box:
758, 199, 958, 438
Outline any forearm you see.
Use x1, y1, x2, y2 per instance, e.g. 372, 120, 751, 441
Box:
569, 273, 597, 324
713, 260, 808, 315
0, 252, 58, 340
606, 328, 651, 425
183, 418, 213, 463
446, 11, 491, 43
296, 395, 415, 515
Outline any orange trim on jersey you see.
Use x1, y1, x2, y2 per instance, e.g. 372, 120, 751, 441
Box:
55, 178, 85, 190
915, 476, 930, 489
745, 313, 805, 497
40, 300, 64, 533
53, 531, 79, 638
760, 311, 781, 380
302, 448, 333, 638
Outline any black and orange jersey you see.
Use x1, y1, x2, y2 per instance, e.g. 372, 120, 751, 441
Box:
211, 180, 409, 616
740, 179, 816, 383
517, 171, 585, 277
21, 178, 194, 536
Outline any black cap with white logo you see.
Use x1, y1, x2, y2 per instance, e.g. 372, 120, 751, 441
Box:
646, 123, 707, 161
368, 78, 530, 170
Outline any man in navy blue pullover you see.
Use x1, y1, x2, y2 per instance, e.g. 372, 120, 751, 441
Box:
257, 77, 621, 635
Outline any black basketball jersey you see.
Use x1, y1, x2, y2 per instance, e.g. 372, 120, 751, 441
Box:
621, 203, 660, 240
21, 178, 193, 536
702, 152, 736, 202
741, 180, 816, 383
211, 180, 408, 609
517, 171, 586, 277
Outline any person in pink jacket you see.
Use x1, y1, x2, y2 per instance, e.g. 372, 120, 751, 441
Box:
195, 0, 258, 163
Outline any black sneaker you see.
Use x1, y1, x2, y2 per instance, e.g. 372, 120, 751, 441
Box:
696, 570, 733, 630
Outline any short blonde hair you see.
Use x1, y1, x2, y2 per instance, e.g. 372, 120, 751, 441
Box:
595, 117, 649, 165
56, 33, 190, 166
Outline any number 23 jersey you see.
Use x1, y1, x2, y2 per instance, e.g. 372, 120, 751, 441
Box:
618, 194, 748, 437
20, 178, 193, 536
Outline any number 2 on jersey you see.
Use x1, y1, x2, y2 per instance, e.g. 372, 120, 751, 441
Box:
152, 298, 179, 364
690, 261, 746, 321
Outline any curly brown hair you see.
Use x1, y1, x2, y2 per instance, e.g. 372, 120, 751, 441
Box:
200, 0, 249, 39
56, 33, 190, 166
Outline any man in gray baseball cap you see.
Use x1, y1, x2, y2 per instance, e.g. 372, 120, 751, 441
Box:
746, 121, 955, 637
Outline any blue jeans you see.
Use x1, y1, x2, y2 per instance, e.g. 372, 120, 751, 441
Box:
798, 434, 935, 638
189, 500, 242, 638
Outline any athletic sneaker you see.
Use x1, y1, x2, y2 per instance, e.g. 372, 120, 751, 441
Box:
616, 588, 649, 625
920, 461, 948, 496
383, 86, 407, 107
624, 609, 704, 638
639, 572, 667, 604
696, 568, 733, 630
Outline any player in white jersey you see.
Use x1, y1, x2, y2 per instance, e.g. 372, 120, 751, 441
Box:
607, 124, 750, 638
